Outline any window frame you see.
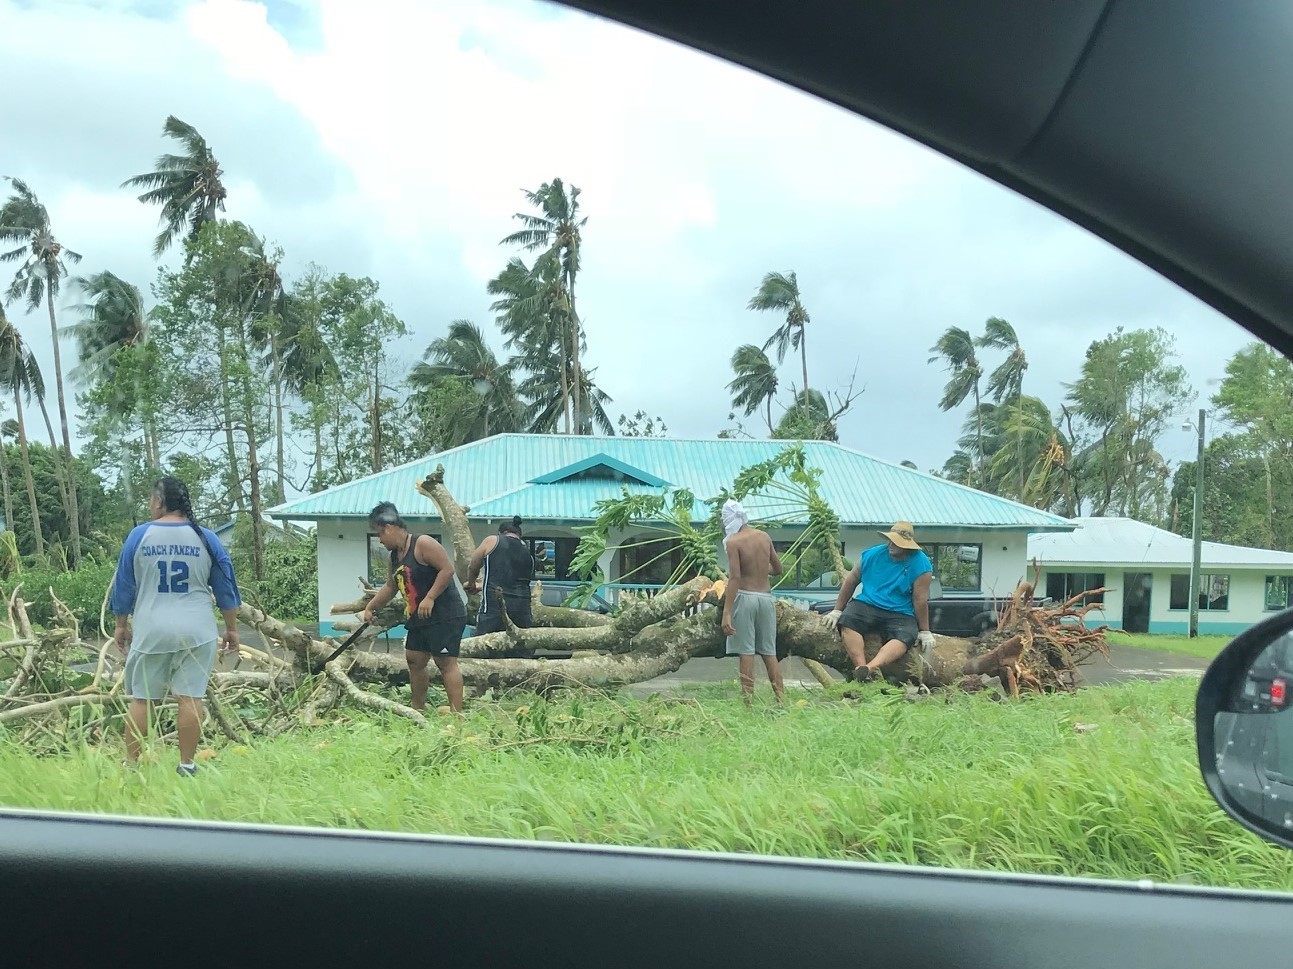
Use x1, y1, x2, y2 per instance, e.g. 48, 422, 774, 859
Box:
1169, 572, 1231, 612
1266, 575, 1293, 612
925, 542, 984, 593
1045, 571, 1106, 607
522, 536, 585, 582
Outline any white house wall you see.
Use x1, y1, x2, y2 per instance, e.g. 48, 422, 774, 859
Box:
1035, 565, 1285, 635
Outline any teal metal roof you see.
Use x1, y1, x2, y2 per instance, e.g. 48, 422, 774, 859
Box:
268, 434, 1074, 531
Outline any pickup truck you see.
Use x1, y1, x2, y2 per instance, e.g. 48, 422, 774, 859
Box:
803, 575, 1019, 639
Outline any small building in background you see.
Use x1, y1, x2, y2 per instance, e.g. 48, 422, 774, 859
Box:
1029, 516, 1293, 635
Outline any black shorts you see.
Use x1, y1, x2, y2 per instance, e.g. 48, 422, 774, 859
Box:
405, 620, 466, 657
474, 596, 533, 635
837, 600, 919, 648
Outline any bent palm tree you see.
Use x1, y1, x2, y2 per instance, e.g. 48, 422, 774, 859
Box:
0, 313, 45, 559
410, 320, 522, 443
68, 271, 157, 469
488, 255, 573, 432
123, 115, 227, 257
748, 271, 810, 396
727, 344, 779, 433
0, 178, 82, 564
928, 325, 984, 486
977, 316, 1029, 495
501, 180, 586, 432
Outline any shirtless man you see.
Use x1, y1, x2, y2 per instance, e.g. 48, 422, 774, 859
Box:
719, 499, 785, 706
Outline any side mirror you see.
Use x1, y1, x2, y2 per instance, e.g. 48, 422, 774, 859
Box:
1196, 607, 1293, 850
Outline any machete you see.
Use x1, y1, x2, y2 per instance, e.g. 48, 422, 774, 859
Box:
320, 622, 372, 666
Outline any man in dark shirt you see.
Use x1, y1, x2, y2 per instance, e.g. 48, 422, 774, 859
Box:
361, 502, 467, 712
465, 516, 536, 634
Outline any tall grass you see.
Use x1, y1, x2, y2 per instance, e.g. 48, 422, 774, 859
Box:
1106, 631, 1232, 661
2, 678, 1290, 892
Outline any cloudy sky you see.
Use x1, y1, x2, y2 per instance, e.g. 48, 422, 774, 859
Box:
0, 0, 1256, 478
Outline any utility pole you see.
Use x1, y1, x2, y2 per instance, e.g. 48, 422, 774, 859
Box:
1189, 408, 1205, 639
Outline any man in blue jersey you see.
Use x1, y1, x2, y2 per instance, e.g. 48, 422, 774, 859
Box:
111, 477, 242, 775
821, 520, 936, 683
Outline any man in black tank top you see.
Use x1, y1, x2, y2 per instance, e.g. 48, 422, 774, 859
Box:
361, 503, 467, 712
466, 516, 535, 636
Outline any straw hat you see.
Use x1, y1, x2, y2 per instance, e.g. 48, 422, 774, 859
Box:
879, 520, 921, 550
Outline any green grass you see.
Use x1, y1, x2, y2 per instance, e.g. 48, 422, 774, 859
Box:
1106, 630, 1232, 661
2, 678, 1291, 893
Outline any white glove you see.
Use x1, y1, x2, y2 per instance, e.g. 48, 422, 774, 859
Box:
916, 630, 936, 652
821, 609, 843, 631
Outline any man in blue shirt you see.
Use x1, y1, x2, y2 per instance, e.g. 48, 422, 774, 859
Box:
821, 520, 936, 682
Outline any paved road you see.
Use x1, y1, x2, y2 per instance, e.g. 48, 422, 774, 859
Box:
235, 624, 1211, 695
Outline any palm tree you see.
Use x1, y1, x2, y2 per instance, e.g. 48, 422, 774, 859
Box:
977, 317, 1029, 495
748, 271, 810, 396
409, 320, 521, 442
501, 180, 587, 432
0, 178, 82, 564
928, 326, 984, 486
488, 255, 573, 432
68, 271, 158, 470
727, 344, 779, 433
0, 312, 45, 559
279, 275, 339, 492
123, 116, 227, 258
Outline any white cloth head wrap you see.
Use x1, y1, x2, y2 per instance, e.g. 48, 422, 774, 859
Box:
722, 499, 749, 548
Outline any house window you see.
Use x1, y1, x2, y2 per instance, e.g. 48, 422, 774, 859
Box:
523, 537, 585, 582
366, 532, 440, 587
1170, 573, 1230, 611
926, 543, 983, 592
1045, 572, 1105, 606
772, 541, 846, 590
1266, 576, 1293, 612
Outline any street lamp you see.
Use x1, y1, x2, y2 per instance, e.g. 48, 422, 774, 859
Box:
1182, 409, 1207, 638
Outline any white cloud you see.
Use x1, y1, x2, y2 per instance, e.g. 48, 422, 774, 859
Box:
0, 0, 1255, 478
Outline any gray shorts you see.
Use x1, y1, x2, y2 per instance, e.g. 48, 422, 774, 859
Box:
124, 642, 218, 700
726, 590, 777, 657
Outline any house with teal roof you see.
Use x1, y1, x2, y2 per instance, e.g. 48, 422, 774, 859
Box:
268, 434, 1075, 636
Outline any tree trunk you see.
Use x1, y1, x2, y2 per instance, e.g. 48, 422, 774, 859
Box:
35, 395, 73, 551
273, 341, 286, 505
215, 322, 246, 516
1015, 387, 1026, 499
415, 464, 478, 579
370, 355, 384, 473
973, 382, 984, 489
1263, 451, 1274, 549
238, 343, 266, 582
13, 391, 43, 560
0, 438, 14, 537
312, 398, 325, 493
565, 263, 582, 435
45, 291, 81, 567
799, 323, 809, 398
765, 393, 774, 435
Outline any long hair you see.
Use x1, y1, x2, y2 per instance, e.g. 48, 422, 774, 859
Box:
154, 476, 218, 566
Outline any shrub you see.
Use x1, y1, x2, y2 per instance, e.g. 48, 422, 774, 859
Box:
235, 532, 318, 624
2, 560, 118, 630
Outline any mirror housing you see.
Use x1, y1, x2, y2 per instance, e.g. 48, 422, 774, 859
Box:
1196, 606, 1293, 851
